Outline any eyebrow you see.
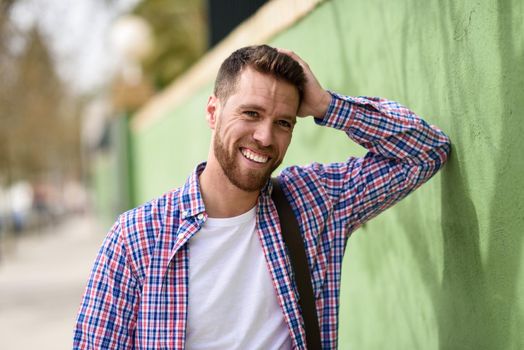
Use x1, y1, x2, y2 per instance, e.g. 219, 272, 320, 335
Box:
238, 104, 297, 124
237, 103, 266, 112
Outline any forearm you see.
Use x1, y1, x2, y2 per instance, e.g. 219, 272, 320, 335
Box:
315, 91, 451, 173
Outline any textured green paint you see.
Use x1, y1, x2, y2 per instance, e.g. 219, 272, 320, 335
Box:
132, 88, 211, 203
130, 0, 524, 348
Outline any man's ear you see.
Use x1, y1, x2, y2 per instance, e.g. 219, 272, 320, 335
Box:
206, 95, 219, 129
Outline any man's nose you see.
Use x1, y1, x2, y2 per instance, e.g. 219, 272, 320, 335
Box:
253, 122, 273, 147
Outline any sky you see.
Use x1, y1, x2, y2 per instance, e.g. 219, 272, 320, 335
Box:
10, 0, 140, 94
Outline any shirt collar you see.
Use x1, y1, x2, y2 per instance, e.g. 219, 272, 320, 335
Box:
179, 162, 207, 219
178, 161, 275, 219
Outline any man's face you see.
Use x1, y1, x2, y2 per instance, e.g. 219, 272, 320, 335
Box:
207, 67, 300, 192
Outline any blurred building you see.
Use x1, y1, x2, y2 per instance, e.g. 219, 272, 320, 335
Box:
207, 0, 268, 47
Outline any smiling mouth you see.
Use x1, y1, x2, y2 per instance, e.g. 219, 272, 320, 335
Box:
240, 147, 270, 164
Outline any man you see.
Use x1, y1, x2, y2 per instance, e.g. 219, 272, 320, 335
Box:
74, 45, 450, 349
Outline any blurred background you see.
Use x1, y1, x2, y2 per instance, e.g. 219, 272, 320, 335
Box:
0, 0, 268, 348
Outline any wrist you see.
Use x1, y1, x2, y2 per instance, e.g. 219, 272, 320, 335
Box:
312, 90, 333, 119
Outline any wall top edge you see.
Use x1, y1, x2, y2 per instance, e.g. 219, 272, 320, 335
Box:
131, 0, 326, 132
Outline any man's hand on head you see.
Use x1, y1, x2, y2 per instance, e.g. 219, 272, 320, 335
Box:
278, 48, 332, 119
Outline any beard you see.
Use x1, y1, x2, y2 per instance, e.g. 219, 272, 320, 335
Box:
213, 125, 281, 192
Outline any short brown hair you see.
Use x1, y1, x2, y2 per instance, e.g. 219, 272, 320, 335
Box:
214, 45, 306, 103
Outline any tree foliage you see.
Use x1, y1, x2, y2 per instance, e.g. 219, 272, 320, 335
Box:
132, 0, 208, 89
0, 3, 81, 185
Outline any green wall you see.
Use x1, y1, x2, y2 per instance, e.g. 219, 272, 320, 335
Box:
130, 0, 524, 348
132, 88, 211, 202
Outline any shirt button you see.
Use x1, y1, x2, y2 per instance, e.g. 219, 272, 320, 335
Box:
182, 210, 188, 217
197, 213, 204, 220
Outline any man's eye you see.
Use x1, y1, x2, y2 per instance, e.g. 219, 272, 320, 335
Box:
277, 120, 292, 129
244, 111, 258, 117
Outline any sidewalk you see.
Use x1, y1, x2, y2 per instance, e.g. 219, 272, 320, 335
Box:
0, 215, 106, 350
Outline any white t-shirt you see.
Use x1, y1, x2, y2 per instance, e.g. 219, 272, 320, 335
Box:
186, 206, 292, 349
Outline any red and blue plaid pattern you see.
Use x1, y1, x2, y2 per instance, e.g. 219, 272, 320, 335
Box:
74, 92, 450, 349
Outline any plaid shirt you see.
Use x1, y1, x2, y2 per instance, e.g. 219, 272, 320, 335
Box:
74, 92, 450, 349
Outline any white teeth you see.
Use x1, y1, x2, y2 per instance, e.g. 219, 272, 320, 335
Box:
241, 148, 269, 163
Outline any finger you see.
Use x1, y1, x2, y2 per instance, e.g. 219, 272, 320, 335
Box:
276, 48, 307, 66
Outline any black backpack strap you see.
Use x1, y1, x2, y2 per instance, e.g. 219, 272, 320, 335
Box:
271, 177, 322, 349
